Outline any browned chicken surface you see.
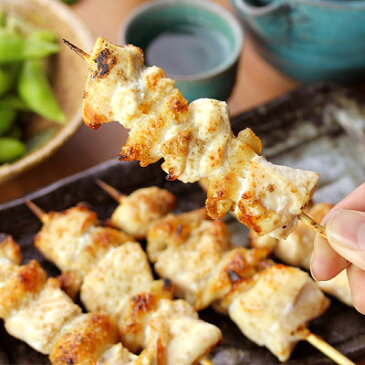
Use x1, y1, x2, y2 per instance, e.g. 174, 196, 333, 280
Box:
147, 208, 269, 310
147, 210, 329, 361
34, 204, 133, 297
32, 205, 222, 365
0, 236, 150, 365
80, 241, 222, 364
109, 186, 176, 239
249, 203, 352, 306
80, 38, 320, 239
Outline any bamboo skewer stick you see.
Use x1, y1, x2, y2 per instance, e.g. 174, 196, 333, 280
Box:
298, 328, 356, 365
299, 211, 327, 239
24, 200, 48, 223
95, 179, 125, 203
63, 39, 90, 61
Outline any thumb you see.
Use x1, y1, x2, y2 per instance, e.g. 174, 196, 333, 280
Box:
326, 209, 365, 270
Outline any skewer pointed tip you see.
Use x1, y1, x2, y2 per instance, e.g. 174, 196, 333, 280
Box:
63, 39, 90, 61
24, 200, 48, 223
95, 179, 125, 203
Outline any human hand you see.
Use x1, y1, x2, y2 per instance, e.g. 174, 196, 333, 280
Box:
310, 182, 365, 314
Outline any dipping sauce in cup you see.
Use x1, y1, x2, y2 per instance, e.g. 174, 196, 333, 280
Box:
121, 0, 243, 102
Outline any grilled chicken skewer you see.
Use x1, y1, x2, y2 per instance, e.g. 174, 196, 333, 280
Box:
95, 180, 176, 239
26, 201, 221, 365
64, 38, 325, 240
147, 209, 355, 364
249, 203, 352, 306
0, 236, 156, 365
25, 200, 133, 299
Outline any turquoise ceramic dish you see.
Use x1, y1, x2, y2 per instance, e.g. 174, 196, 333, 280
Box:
121, 0, 243, 102
231, 0, 365, 83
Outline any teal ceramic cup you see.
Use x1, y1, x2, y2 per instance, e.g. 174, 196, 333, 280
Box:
231, 0, 365, 83
121, 0, 243, 102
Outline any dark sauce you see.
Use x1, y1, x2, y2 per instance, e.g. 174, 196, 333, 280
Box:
145, 24, 230, 76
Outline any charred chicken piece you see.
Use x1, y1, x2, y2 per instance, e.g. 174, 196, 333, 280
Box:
81, 241, 222, 364
249, 203, 352, 306
34, 204, 133, 297
147, 211, 329, 362
0, 236, 147, 365
79, 38, 319, 239
96, 181, 176, 239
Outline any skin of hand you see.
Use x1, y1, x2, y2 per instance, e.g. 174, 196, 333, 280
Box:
311, 182, 365, 314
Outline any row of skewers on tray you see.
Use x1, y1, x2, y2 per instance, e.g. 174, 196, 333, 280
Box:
0, 181, 357, 365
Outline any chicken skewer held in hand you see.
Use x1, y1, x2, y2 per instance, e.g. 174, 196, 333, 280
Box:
0, 236, 156, 365
64, 38, 325, 240
95, 180, 176, 239
25, 200, 222, 365
249, 203, 352, 306
147, 209, 355, 364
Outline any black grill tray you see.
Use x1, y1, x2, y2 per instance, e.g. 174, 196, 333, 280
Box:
1, 82, 365, 364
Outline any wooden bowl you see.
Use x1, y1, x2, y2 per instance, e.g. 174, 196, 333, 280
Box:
0, 0, 94, 183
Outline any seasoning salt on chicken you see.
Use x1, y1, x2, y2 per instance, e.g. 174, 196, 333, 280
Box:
79, 38, 319, 239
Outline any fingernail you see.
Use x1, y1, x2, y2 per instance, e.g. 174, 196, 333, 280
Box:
326, 209, 365, 250
310, 251, 319, 281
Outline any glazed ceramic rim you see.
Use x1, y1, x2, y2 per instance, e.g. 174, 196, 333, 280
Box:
231, 0, 365, 16
120, 0, 243, 81
0, 0, 94, 184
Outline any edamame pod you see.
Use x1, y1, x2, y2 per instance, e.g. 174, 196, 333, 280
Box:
18, 59, 65, 123
0, 65, 19, 97
0, 137, 25, 163
31, 30, 58, 43
0, 95, 29, 111
0, 107, 16, 135
0, 32, 59, 63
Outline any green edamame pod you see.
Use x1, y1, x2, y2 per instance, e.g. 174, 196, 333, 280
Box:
6, 125, 22, 140
0, 137, 25, 163
0, 32, 59, 63
31, 30, 58, 43
0, 95, 29, 111
0, 107, 16, 135
18, 59, 66, 123
62, 0, 79, 4
0, 12, 6, 28
0, 65, 19, 97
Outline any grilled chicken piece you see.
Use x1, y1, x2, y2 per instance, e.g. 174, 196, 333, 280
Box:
81, 241, 222, 364
81, 241, 161, 318
81, 38, 319, 239
249, 203, 352, 305
0, 236, 161, 365
34, 204, 133, 297
109, 187, 176, 239
147, 211, 330, 362
30, 203, 220, 364
50, 313, 118, 365
227, 264, 329, 362
147, 209, 270, 310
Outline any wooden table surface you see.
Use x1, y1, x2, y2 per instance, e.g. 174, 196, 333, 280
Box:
0, 0, 298, 203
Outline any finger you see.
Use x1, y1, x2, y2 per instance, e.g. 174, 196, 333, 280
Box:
326, 209, 365, 270
347, 264, 365, 315
311, 234, 349, 281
